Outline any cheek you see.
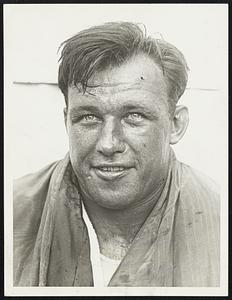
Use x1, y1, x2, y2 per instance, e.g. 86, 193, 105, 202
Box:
140, 133, 170, 181
68, 127, 98, 161
126, 124, 169, 152
125, 125, 170, 170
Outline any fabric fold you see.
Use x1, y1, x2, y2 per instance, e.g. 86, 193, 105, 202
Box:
13, 152, 220, 287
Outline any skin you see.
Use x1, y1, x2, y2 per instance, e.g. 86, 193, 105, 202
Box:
64, 53, 188, 259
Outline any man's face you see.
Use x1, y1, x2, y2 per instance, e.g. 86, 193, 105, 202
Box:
66, 54, 172, 209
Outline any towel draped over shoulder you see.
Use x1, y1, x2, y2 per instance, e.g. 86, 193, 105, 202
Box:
13, 153, 220, 286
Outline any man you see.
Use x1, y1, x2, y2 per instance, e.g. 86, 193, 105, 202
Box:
13, 22, 220, 287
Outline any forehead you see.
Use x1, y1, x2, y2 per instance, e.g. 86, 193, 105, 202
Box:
68, 53, 168, 109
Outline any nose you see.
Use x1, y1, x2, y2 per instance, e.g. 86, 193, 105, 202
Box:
96, 117, 126, 157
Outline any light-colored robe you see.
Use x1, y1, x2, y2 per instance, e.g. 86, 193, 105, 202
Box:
13, 153, 220, 286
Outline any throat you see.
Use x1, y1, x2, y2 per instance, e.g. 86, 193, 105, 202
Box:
98, 234, 134, 260
81, 181, 166, 260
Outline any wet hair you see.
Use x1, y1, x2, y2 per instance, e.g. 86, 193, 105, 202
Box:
58, 22, 189, 112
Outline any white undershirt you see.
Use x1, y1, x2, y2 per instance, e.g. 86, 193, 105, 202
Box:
100, 253, 121, 286
82, 202, 121, 287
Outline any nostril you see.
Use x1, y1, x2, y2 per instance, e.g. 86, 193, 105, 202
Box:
96, 135, 126, 156
96, 119, 126, 156
97, 141, 126, 156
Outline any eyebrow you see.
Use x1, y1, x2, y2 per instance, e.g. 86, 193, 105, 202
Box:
121, 104, 150, 111
69, 105, 100, 115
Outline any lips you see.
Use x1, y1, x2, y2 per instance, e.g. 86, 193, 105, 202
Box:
97, 166, 126, 172
92, 164, 133, 181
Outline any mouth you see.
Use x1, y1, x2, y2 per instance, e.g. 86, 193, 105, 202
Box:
92, 165, 132, 181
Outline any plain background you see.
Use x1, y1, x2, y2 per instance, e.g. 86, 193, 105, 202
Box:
4, 4, 228, 296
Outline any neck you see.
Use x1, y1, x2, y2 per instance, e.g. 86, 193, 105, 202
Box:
81, 180, 166, 260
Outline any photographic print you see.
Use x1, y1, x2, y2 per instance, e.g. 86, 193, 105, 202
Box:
4, 3, 228, 296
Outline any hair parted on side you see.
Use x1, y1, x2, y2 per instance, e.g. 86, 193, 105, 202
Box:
58, 22, 189, 109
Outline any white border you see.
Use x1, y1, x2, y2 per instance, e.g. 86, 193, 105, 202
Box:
4, 3, 228, 296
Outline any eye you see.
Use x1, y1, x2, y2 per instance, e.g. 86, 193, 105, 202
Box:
128, 113, 143, 120
84, 115, 97, 121
81, 114, 101, 124
125, 112, 144, 123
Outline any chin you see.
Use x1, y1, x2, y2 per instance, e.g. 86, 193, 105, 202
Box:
96, 200, 132, 210
92, 191, 140, 210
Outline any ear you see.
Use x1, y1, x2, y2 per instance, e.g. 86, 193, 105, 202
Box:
63, 107, 68, 132
170, 105, 189, 145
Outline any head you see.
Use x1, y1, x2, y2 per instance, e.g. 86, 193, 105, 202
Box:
58, 22, 189, 210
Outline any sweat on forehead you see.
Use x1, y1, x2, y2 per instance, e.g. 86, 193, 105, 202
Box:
67, 55, 168, 101
70, 78, 157, 95
85, 53, 164, 84
68, 54, 166, 94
